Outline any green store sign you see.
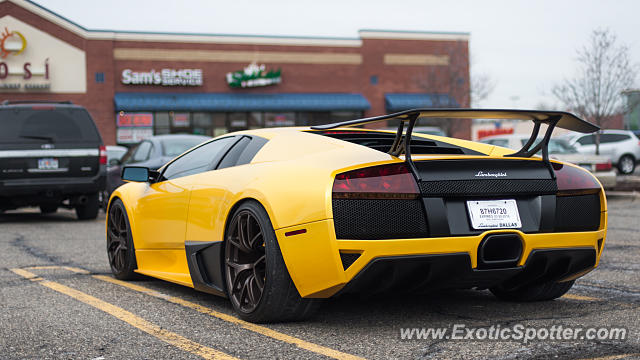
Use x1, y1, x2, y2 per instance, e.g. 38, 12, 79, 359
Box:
226, 63, 282, 88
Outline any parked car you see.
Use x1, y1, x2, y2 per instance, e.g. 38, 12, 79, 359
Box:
0, 100, 106, 219
384, 126, 446, 137
107, 109, 606, 322
562, 129, 640, 174
106, 145, 128, 166
104, 134, 211, 206
480, 134, 616, 188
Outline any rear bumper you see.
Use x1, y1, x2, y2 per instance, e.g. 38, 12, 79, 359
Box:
275, 216, 607, 298
0, 168, 106, 204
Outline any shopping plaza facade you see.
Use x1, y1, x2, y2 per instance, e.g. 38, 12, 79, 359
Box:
0, 0, 471, 145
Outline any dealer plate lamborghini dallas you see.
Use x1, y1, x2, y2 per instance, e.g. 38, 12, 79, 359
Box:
106, 109, 607, 323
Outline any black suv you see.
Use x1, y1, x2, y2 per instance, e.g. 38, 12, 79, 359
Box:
0, 101, 106, 219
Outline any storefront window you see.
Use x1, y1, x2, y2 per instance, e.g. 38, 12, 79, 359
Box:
228, 112, 248, 132
170, 112, 191, 132
212, 113, 227, 137
192, 112, 212, 135
329, 111, 362, 122
264, 112, 295, 127
154, 112, 171, 135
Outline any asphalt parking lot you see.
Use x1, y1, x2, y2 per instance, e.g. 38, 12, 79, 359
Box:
1, 196, 639, 360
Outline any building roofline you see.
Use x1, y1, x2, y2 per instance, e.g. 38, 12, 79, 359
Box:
6, 0, 467, 46
359, 29, 470, 41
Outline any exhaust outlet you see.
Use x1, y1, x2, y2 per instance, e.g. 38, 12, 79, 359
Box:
77, 196, 88, 205
477, 233, 523, 269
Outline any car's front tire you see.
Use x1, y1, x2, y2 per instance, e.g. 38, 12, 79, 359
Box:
107, 199, 141, 280
76, 193, 99, 220
617, 154, 635, 174
224, 201, 320, 323
490, 280, 575, 302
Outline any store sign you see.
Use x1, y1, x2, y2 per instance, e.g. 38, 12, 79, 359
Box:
0, 27, 51, 90
172, 113, 189, 127
116, 112, 153, 144
121, 68, 203, 86
117, 112, 153, 127
116, 128, 154, 144
477, 127, 514, 139
226, 63, 281, 88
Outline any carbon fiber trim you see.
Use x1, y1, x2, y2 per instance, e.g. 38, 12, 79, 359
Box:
332, 199, 428, 240
555, 193, 601, 232
419, 179, 558, 197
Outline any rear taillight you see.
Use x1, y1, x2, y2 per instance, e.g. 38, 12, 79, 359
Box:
332, 163, 419, 199
553, 162, 601, 194
99, 145, 107, 165
595, 161, 612, 171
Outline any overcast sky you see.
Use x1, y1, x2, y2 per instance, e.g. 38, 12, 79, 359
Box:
33, 0, 640, 110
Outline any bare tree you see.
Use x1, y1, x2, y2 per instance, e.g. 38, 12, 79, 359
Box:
471, 71, 496, 107
552, 28, 637, 154
414, 42, 494, 138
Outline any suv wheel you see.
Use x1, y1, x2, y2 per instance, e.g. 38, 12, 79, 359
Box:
618, 154, 635, 174
76, 193, 99, 220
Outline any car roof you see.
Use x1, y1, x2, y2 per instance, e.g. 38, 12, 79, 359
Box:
148, 134, 211, 141
0, 101, 83, 109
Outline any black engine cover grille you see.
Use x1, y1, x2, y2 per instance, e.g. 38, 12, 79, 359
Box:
419, 179, 558, 197
555, 193, 601, 232
332, 199, 428, 240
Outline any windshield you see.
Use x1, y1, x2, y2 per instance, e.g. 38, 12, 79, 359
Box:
162, 138, 209, 157
0, 107, 101, 143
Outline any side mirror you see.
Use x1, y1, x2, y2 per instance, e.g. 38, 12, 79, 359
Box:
122, 166, 151, 182
109, 158, 121, 166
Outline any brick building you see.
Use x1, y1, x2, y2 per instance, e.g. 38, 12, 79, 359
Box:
0, 0, 470, 145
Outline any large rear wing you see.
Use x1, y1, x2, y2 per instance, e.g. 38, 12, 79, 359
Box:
311, 108, 599, 180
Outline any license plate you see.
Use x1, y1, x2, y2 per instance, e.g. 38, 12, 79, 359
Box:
466, 199, 522, 230
38, 158, 59, 170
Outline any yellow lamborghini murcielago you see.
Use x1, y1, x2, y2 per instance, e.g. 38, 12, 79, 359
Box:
106, 109, 607, 323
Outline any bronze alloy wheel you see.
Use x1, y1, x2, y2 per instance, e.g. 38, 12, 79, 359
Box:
225, 210, 266, 313
107, 203, 129, 274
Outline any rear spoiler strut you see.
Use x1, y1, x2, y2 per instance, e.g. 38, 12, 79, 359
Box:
311, 108, 599, 180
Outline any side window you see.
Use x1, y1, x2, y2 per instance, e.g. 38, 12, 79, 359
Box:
161, 137, 237, 180
132, 141, 153, 162
217, 136, 270, 170
217, 136, 252, 170
577, 135, 594, 145
121, 144, 138, 165
608, 134, 630, 142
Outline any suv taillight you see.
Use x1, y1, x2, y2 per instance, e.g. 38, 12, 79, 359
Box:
595, 161, 612, 171
332, 163, 419, 199
99, 146, 107, 165
553, 162, 601, 194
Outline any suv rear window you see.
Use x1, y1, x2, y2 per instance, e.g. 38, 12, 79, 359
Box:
0, 107, 101, 143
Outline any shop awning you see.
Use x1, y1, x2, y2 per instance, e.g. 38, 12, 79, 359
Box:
114, 93, 370, 112
385, 93, 459, 112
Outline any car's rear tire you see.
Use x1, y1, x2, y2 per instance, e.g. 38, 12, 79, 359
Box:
106, 199, 141, 280
490, 280, 575, 302
224, 201, 320, 323
617, 154, 635, 174
76, 193, 99, 220
39, 205, 57, 214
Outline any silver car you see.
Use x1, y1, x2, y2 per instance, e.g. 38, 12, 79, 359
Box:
480, 134, 617, 189
562, 129, 640, 174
